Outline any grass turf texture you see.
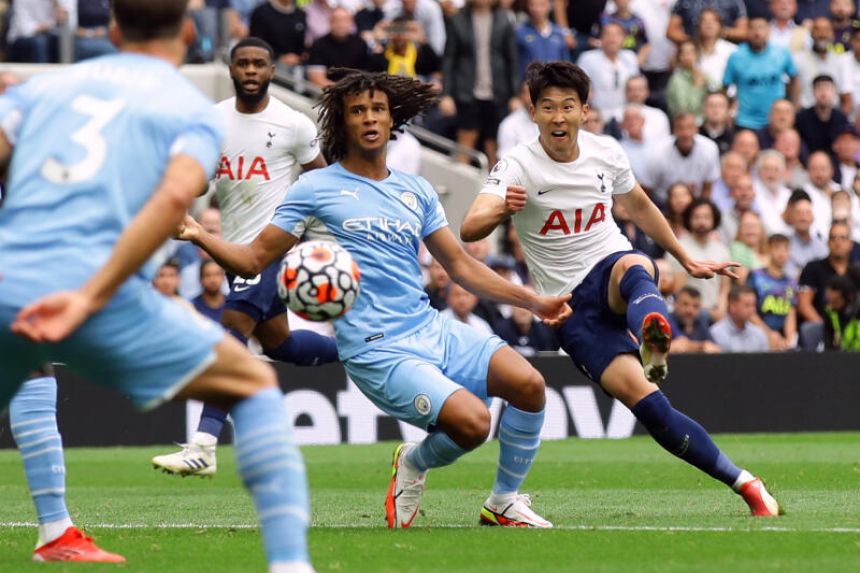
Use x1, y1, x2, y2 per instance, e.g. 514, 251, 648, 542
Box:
0, 433, 858, 572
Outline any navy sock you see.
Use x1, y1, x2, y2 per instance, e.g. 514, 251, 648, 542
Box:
264, 330, 338, 366
195, 326, 249, 439
618, 265, 669, 342
632, 391, 741, 487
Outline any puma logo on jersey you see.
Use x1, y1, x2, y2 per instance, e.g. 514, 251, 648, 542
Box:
216, 156, 270, 181
597, 172, 606, 193
340, 188, 360, 200
539, 204, 606, 236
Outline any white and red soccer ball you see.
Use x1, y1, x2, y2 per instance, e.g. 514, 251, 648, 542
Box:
277, 240, 360, 321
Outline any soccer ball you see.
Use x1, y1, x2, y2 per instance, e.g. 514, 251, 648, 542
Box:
277, 240, 360, 321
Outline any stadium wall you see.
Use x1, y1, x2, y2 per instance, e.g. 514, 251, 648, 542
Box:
1, 354, 857, 448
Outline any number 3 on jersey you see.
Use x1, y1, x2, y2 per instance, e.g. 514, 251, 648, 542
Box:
41, 95, 126, 185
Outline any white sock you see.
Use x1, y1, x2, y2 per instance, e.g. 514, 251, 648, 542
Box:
269, 561, 316, 573
192, 432, 218, 447
37, 517, 74, 547
732, 469, 755, 492
489, 491, 517, 506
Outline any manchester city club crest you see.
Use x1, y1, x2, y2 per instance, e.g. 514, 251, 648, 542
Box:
400, 191, 418, 211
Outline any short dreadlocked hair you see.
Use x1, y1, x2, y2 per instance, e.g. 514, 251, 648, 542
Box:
316, 68, 438, 162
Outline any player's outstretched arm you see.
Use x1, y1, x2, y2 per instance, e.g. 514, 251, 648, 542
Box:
181, 218, 297, 279
13, 155, 209, 343
425, 226, 571, 322
615, 183, 740, 280
460, 185, 528, 242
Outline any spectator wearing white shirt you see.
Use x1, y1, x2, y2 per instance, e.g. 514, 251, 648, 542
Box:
695, 8, 737, 90
630, 0, 677, 97
387, 130, 422, 175
832, 125, 860, 187
784, 190, 829, 280
754, 149, 792, 235
620, 104, 649, 181
577, 22, 639, 122
793, 17, 853, 115
720, 172, 758, 244
803, 150, 841, 238
6, 0, 77, 63
497, 83, 539, 158
441, 282, 494, 337
709, 285, 771, 352
640, 112, 720, 206
710, 150, 749, 213
768, 0, 811, 53
774, 128, 810, 188
624, 75, 671, 143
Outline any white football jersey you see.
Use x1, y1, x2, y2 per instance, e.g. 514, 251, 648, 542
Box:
480, 132, 635, 296
214, 97, 320, 244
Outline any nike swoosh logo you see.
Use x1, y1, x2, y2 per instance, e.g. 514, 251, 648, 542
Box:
233, 285, 249, 293
537, 188, 556, 195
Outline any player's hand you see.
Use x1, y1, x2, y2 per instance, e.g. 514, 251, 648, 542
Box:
174, 214, 201, 242
505, 185, 528, 214
531, 293, 572, 326
11, 291, 94, 343
683, 259, 741, 280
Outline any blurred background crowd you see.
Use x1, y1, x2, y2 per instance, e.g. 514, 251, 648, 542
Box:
5, 0, 860, 354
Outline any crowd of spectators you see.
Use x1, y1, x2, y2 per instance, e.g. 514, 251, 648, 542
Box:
10, 0, 860, 354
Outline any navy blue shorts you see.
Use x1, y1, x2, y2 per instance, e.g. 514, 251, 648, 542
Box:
225, 260, 286, 323
557, 250, 657, 384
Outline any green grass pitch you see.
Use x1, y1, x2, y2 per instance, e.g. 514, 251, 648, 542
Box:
0, 433, 858, 572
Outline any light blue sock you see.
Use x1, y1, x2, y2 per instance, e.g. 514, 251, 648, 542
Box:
493, 406, 544, 494
230, 387, 310, 565
406, 431, 469, 472
9, 377, 70, 524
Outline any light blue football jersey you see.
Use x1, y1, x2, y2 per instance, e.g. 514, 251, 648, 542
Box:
271, 162, 448, 359
0, 53, 223, 306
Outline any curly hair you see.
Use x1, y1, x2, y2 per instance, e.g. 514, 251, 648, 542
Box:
316, 68, 438, 162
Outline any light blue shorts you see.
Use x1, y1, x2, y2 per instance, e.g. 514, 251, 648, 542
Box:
0, 287, 224, 413
344, 314, 507, 430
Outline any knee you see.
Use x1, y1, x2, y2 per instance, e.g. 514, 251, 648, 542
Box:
513, 369, 546, 411
458, 407, 491, 450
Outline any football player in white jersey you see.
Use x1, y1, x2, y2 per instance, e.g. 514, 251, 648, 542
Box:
152, 38, 335, 476
461, 61, 781, 517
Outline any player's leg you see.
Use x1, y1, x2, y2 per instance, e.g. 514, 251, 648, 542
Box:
607, 253, 672, 383
479, 347, 551, 527
65, 293, 315, 572
9, 367, 124, 562
255, 313, 338, 367
601, 355, 780, 517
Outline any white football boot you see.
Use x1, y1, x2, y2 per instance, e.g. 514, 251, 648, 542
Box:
480, 493, 553, 528
151, 438, 217, 477
385, 442, 426, 528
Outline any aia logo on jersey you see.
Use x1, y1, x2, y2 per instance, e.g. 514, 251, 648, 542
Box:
216, 156, 271, 181
539, 204, 606, 236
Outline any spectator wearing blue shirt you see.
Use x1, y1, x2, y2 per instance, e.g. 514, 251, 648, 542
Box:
723, 16, 798, 130
192, 260, 227, 324
516, 0, 569, 80
747, 233, 798, 349
710, 285, 771, 352
669, 286, 722, 353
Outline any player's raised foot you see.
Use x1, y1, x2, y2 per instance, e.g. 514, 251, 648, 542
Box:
480, 493, 553, 528
151, 442, 217, 477
33, 527, 125, 563
739, 477, 781, 517
385, 442, 426, 529
640, 311, 672, 384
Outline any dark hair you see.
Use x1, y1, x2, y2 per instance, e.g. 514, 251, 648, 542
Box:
728, 284, 756, 303
525, 61, 590, 107
829, 219, 851, 237
112, 0, 189, 42
768, 233, 790, 246
160, 257, 180, 272
826, 274, 856, 301
682, 198, 721, 232
788, 188, 812, 205
678, 286, 702, 299
230, 37, 275, 62
316, 68, 437, 162
812, 74, 835, 87
199, 259, 222, 281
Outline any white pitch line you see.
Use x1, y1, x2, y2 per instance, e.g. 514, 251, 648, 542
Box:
1, 522, 859, 534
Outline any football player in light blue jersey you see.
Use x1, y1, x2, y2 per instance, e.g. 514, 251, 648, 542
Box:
1, 1, 315, 571
176, 70, 572, 529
